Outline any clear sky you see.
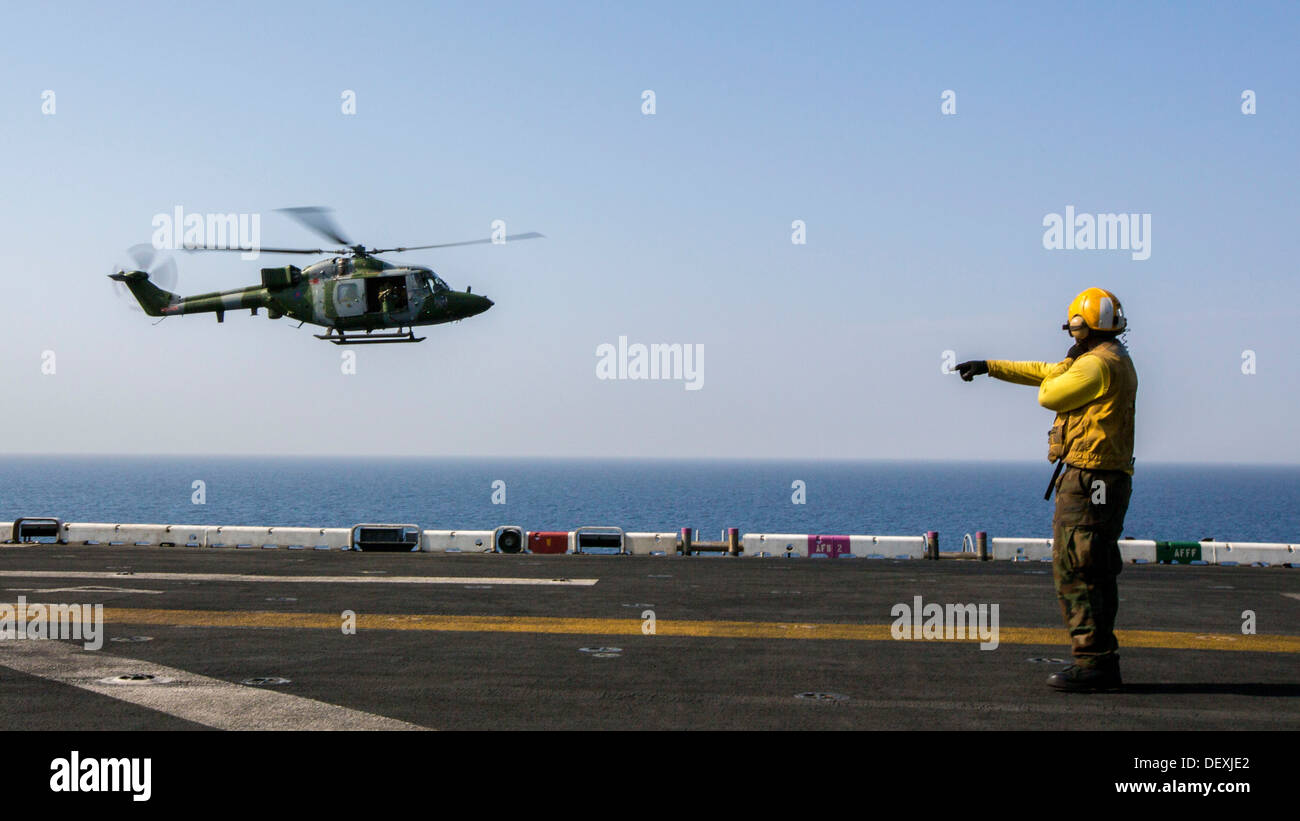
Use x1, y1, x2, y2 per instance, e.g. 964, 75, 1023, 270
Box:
2, 1, 1296, 462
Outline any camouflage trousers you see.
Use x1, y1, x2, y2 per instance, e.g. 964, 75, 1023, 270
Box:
1052, 465, 1132, 668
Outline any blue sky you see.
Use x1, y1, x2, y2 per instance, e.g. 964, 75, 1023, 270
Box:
2, 1, 1297, 462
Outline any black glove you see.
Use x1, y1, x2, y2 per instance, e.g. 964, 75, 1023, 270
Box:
955, 360, 988, 382
1066, 342, 1087, 360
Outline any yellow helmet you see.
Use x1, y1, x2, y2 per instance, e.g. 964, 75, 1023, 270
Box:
1064, 287, 1127, 336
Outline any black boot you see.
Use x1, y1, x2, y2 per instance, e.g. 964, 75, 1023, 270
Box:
1047, 662, 1122, 692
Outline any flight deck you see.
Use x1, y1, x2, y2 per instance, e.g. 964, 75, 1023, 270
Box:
1, 543, 1296, 731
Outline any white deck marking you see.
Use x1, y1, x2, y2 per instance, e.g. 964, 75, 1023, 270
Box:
6, 585, 166, 594
0, 640, 429, 731
0, 571, 596, 587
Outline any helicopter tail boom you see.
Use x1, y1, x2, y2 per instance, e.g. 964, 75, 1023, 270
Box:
108, 270, 178, 317
110, 270, 272, 319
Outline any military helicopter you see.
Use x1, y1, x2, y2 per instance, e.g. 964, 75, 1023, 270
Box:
109, 207, 542, 344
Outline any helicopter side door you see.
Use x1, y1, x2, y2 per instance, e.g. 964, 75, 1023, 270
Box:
329, 278, 366, 319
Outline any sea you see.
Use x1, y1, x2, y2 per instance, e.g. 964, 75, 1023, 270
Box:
1, 457, 1297, 545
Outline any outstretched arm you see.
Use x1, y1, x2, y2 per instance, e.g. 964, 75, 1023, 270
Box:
986, 359, 1069, 387
957, 350, 1108, 411
974, 355, 1109, 413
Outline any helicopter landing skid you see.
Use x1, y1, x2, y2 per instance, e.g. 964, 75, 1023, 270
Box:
314, 327, 426, 345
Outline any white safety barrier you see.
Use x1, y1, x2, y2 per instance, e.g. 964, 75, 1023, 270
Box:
743, 533, 807, 557
207, 526, 273, 547
206, 526, 351, 549
849, 535, 926, 559
742, 533, 926, 558
264, 527, 352, 549
64, 523, 197, 546
156, 525, 208, 547
1119, 539, 1157, 563
0, 523, 11, 542
14, 521, 1299, 565
993, 539, 1167, 564
420, 529, 496, 553
63, 523, 123, 544
991, 537, 1054, 561
61, 523, 350, 549
625, 532, 678, 555
1203, 541, 1300, 566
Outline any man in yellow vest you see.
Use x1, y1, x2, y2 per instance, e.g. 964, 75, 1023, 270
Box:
955, 288, 1138, 692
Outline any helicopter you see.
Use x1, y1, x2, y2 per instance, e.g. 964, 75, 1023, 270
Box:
109, 207, 542, 344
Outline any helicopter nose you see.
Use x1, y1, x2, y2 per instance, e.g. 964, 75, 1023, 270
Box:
470, 294, 493, 316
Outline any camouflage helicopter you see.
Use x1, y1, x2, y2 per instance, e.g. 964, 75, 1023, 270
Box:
110, 207, 542, 344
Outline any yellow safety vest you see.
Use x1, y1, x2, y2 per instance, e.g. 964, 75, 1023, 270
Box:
1058, 341, 1137, 472
986, 340, 1138, 474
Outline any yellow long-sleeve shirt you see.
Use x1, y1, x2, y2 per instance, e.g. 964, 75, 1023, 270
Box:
986, 355, 1110, 413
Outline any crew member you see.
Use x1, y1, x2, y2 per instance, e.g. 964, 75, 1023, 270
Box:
955, 287, 1137, 692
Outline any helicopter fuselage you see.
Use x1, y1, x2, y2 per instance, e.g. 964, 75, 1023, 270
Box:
130, 254, 494, 332
111, 206, 535, 343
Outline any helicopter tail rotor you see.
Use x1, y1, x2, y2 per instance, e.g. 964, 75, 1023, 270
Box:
109, 244, 180, 315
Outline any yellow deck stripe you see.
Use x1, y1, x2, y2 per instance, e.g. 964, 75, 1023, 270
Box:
60, 607, 1300, 654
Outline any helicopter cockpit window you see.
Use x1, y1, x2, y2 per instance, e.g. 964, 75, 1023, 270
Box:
425, 273, 449, 292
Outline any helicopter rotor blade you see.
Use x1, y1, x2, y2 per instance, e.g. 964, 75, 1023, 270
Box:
276, 206, 352, 247
370, 232, 544, 254
181, 245, 343, 255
